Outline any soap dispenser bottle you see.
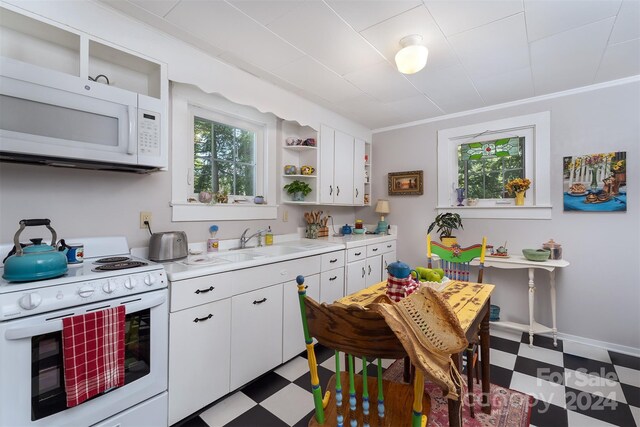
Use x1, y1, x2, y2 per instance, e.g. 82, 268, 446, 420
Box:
265, 227, 273, 246
207, 225, 219, 252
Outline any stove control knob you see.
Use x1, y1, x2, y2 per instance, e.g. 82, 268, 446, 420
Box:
19, 292, 42, 310
103, 280, 117, 294
78, 286, 95, 298
144, 273, 156, 286
124, 277, 135, 290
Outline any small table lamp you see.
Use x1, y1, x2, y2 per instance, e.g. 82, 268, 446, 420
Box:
375, 199, 390, 234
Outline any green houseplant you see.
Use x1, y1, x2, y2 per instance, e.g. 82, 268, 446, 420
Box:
427, 212, 463, 246
284, 180, 312, 201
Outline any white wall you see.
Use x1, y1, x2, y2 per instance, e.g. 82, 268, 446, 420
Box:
362, 82, 640, 350
0, 1, 361, 248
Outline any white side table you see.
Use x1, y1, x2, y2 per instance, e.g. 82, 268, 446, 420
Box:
471, 256, 570, 347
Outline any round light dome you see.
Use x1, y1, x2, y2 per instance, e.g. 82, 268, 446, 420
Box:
395, 35, 428, 74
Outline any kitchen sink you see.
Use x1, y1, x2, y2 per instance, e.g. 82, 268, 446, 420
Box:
214, 252, 266, 262
245, 245, 303, 256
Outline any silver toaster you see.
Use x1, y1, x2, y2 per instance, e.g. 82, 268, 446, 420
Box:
148, 231, 188, 262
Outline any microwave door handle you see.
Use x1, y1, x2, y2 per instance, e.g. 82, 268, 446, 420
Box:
127, 105, 137, 155
4, 293, 166, 340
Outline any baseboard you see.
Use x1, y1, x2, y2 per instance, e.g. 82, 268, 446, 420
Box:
491, 323, 640, 357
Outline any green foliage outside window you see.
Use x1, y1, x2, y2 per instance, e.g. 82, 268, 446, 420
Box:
194, 116, 256, 196
458, 137, 525, 199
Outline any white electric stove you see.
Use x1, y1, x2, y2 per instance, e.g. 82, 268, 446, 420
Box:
0, 236, 169, 427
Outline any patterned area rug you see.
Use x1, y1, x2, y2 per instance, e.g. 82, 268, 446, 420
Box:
383, 360, 533, 427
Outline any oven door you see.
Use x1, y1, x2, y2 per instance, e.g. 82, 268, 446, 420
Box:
0, 289, 168, 427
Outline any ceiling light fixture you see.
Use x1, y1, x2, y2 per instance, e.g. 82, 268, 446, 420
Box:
395, 35, 428, 75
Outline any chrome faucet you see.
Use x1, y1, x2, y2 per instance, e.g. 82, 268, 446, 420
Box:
239, 227, 268, 248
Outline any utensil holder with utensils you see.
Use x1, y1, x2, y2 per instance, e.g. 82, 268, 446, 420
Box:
304, 210, 328, 239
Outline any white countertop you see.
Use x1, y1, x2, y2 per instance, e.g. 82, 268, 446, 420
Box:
162, 233, 397, 282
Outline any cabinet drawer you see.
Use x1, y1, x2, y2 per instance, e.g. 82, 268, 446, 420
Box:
170, 272, 235, 312
233, 255, 321, 295
367, 241, 396, 257
321, 251, 345, 271
347, 246, 366, 262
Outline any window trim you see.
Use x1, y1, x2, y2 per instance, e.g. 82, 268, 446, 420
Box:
437, 112, 551, 219
171, 83, 277, 221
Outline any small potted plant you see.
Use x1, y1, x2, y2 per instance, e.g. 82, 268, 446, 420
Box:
284, 180, 312, 201
427, 212, 463, 247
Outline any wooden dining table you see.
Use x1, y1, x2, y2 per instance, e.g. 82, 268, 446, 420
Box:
337, 280, 495, 427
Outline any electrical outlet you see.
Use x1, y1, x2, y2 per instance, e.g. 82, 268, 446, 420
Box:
283, 209, 288, 222
140, 211, 152, 229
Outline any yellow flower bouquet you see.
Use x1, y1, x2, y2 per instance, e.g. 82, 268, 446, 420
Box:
505, 178, 531, 195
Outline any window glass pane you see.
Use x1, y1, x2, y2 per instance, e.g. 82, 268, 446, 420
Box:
236, 129, 255, 164
212, 160, 234, 194
458, 137, 525, 199
235, 163, 255, 196
193, 115, 258, 196
213, 123, 235, 162
194, 118, 213, 193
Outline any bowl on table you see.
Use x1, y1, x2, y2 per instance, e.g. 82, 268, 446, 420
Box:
522, 249, 550, 262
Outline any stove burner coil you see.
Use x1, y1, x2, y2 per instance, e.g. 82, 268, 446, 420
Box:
95, 256, 131, 264
93, 261, 148, 271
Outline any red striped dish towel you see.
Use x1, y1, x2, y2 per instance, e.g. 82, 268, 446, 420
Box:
62, 305, 125, 407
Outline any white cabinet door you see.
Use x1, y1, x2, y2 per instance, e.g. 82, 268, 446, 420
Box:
381, 250, 397, 272
320, 267, 345, 303
333, 130, 354, 204
230, 283, 283, 390
319, 124, 335, 204
282, 274, 319, 362
353, 138, 365, 205
366, 254, 383, 287
168, 299, 231, 425
346, 260, 366, 296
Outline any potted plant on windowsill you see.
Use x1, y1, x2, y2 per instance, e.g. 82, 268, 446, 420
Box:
284, 180, 312, 202
427, 212, 463, 247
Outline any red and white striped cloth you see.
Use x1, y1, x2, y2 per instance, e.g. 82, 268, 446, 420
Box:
386, 274, 420, 302
62, 305, 126, 407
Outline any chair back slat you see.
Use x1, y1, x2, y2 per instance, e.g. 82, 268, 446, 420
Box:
427, 237, 487, 283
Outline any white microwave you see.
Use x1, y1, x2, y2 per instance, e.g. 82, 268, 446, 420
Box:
0, 60, 166, 173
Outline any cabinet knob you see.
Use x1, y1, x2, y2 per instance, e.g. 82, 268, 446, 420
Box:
361, 267, 365, 278
329, 276, 337, 281
253, 298, 267, 305
329, 185, 333, 195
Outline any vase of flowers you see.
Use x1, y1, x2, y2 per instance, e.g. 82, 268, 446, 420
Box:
505, 178, 531, 206
584, 154, 606, 192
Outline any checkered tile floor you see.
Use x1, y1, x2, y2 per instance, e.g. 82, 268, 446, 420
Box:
175, 328, 640, 427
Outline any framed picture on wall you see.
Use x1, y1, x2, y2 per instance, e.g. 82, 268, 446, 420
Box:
388, 170, 424, 196
562, 151, 626, 212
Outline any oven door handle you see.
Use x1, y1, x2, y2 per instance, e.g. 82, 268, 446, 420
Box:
4, 293, 167, 340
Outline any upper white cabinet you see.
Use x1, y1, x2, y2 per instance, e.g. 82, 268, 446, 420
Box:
319, 124, 369, 206
0, 7, 165, 100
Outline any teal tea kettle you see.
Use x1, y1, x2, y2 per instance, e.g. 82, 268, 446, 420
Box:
386, 260, 417, 280
3, 219, 68, 282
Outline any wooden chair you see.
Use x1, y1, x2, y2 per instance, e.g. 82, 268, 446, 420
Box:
295, 275, 430, 427
427, 235, 487, 418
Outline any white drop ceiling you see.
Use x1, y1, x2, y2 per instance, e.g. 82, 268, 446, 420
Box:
100, 0, 640, 129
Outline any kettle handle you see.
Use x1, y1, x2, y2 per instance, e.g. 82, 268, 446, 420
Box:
13, 219, 57, 256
